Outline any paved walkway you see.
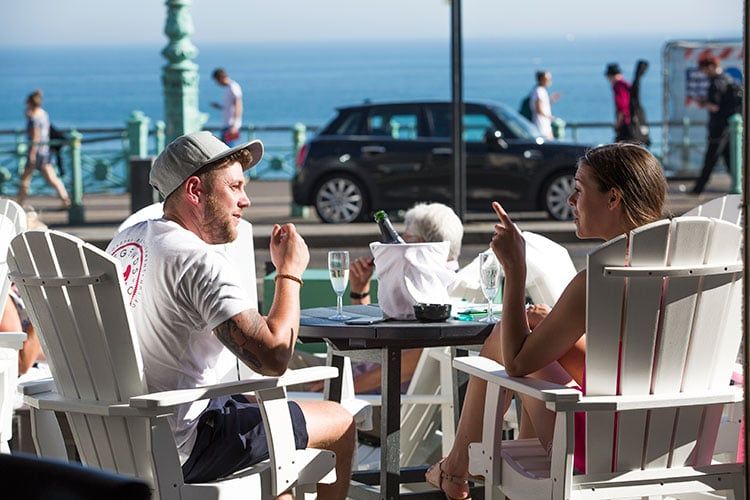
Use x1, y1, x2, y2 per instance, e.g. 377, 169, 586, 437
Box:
25, 174, 732, 251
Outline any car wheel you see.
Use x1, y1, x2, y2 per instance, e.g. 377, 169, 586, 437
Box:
542, 172, 575, 221
314, 175, 368, 224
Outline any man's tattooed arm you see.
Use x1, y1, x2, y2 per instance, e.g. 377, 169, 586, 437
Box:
214, 312, 265, 372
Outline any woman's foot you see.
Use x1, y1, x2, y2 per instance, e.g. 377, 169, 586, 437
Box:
425, 458, 470, 499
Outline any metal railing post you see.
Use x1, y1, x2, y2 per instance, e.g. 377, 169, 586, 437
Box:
729, 113, 743, 194
127, 110, 150, 158
290, 122, 309, 218
68, 130, 84, 224
571, 123, 579, 142
681, 117, 691, 171
155, 120, 166, 154
552, 118, 566, 140
15, 130, 27, 174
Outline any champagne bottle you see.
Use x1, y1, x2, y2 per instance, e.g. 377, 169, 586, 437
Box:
374, 210, 405, 244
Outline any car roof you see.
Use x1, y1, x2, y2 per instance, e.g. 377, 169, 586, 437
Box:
335, 100, 508, 112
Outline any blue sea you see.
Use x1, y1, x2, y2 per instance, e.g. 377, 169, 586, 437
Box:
0, 37, 668, 137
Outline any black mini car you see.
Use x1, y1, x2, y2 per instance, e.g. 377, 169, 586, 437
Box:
292, 101, 590, 223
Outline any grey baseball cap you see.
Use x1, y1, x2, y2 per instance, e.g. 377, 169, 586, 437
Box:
150, 131, 263, 198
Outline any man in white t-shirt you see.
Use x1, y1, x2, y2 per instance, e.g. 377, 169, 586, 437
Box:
106, 131, 354, 499
211, 68, 243, 147
529, 70, 559, 140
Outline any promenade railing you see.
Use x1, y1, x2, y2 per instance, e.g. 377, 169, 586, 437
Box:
0, 117, 319, 224
0, 113, 742, 224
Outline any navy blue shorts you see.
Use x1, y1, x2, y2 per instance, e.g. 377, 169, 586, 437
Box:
182, 396, 309, 483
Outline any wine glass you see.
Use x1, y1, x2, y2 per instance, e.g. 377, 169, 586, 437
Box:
479, 251, 501, 323
328, 250, 350, 321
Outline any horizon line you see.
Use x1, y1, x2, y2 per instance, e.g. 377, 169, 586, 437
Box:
0, 33, 742, 49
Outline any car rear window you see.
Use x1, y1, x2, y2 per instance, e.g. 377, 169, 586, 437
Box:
330, 111, 364, 135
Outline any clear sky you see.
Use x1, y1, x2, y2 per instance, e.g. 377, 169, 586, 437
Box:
0, 0, 743, 46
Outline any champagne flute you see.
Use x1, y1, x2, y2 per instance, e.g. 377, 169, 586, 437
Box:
328, 250, 350, 320
479, 251, 501, 323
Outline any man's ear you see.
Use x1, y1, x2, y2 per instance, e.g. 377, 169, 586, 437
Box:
183, 176, 203, 206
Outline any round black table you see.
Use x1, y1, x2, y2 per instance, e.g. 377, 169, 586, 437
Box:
298, 304, 494, 499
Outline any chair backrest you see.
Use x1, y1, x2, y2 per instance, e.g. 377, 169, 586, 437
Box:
585, 216, 743, 474
8, 230, 158, 481
684, 193, 742, 225
456, 231, 576, 306
0, 199, 27, 450
0, 199, 27, 305
523, 231, 577, 305
0, 199, 28, 236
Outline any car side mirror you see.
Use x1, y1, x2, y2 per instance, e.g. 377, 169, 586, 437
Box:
484, 129, 508, 149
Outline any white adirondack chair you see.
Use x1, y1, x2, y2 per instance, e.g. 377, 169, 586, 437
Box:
0, 199, 27, 453
454, 216, 745, 499
9, 229, 339, 499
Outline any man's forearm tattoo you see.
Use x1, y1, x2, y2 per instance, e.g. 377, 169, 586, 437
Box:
215, 315, 263, 370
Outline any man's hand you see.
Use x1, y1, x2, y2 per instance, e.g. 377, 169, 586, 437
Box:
270, 223, 309, 277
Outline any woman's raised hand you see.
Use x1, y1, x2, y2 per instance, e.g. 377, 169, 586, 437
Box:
490, 201, 526, 270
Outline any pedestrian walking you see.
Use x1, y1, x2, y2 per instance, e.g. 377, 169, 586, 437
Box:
211, 68, 243, 147
19, 89, 71, 209
691, 54, 743, 194
605, 63, 635, 142
529, 71, 560, 140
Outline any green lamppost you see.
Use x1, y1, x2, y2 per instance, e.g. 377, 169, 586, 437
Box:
162, 0, 206, 142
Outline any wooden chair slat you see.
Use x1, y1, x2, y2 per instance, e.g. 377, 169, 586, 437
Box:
615, 221, 670, 471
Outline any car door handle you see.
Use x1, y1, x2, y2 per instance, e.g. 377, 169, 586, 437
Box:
361, 145, 386, 155
523, 149, 544, 160
431, 147, 453, 155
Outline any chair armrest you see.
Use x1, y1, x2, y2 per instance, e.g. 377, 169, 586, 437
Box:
558, 387, 743, 412
130, 366, 339, 409
453, 356, 581, 404
25, 367, 339, 417
0, 332, 27, 350
18, 377, 56, 395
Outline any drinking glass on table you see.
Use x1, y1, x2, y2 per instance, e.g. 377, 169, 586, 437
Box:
328, 250, 350, 320
479, 251, 501, 323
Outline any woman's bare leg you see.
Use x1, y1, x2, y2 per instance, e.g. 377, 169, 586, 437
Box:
39, 164, 70, 206
17, 165, 34, 206
436, 323, 578, 498
437, 323, 508, 497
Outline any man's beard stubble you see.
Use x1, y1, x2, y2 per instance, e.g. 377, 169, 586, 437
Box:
201, 193, 237, 244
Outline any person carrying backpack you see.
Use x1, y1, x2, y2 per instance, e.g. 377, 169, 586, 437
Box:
692, 54, 743, 194
519, 71, 560, 140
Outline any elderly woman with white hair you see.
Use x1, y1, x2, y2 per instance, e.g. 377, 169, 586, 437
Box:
349, 202, 465, 305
